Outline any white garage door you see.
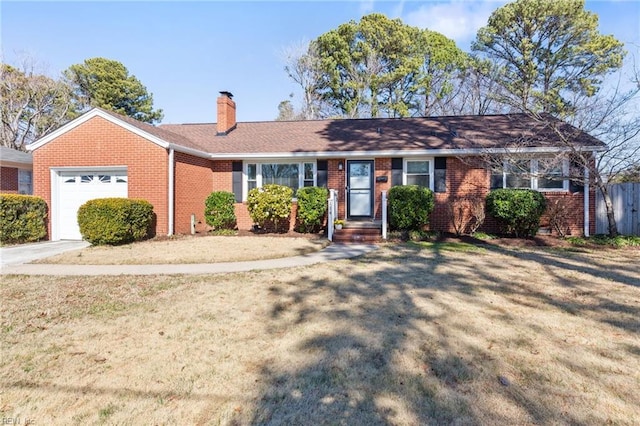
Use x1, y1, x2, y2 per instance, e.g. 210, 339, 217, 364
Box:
57, 171, 128, 240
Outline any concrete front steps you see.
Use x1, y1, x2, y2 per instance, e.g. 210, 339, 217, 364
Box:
333, 220, 383, 243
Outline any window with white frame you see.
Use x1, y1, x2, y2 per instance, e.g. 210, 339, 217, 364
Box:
247, 164, 257, 191
404, 159, 432, 189
536, 158, 566, 190
505, 159, 531, 189
303, 163, 314, 187
245, 162, 316, 198
18, 170, 32, 194
492, 158, 568, 191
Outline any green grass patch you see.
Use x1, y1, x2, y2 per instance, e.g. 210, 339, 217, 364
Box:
471, 232, 497, 240
408, 241, 485, 253
98, 403, 117, 422
209, 229, 238, 236
87, 300, 128, 318
567, 234, 640, 248
388, 230, 439, 242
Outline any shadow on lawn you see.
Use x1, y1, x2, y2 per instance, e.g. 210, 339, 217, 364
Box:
477, 243, 640, 334
245, 242, 639, 425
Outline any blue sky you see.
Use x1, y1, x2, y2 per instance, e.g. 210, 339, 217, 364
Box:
3, 1, 639, 124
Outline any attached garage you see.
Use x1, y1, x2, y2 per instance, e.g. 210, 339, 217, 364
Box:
52, 168, 128, 240
28, 109, 185, 240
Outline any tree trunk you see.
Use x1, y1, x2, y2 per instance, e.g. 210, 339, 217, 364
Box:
597, 184, 618, 237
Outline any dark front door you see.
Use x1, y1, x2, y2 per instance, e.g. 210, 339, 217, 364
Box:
347, 160, 374, 218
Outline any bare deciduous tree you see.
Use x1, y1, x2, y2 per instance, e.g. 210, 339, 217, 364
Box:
281, 41, 330, 120
1, 56, 74, 150
551, 69, 640, 236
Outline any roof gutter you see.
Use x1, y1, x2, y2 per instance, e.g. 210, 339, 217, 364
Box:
167, 143, 212, 160
205, 145, 608, 160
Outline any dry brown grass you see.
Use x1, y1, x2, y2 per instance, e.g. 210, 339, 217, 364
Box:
2, 242, 639, 425
35, 235, 329, 264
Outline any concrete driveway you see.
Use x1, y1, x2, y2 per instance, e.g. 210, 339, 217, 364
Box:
0, 240, 90, 267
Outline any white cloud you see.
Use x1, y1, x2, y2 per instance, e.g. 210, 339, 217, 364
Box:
403, 0, 507, 47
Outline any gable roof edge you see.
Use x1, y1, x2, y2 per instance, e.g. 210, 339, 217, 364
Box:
26, 109, 171, 151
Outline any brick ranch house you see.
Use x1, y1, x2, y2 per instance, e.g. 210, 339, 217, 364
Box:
27, 92, 605, 241
1, 146, 33, 195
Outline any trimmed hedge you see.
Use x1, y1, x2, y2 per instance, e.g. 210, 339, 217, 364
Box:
77, 198, 154, 245
388, 185, 435, 231
247, 184, 293, 233
205, 191, 237, 230
0, 194, 47, 244
296, 186, 329, 233
486, 189, 546, 237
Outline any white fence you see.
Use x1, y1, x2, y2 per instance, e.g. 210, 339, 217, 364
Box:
596, 183, 640, 236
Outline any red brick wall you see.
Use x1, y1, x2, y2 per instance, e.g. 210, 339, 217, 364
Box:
540, 192, 591, 236
327, 159, 346, 218
427, 157, 593, 236
174, 152, 214, 234
212, 160, 233, 192
235, 203, 253, 230
430, 157, 490, 233
374, 158, 392, 220
33, 116, 169, 238
1, 167, 19, 193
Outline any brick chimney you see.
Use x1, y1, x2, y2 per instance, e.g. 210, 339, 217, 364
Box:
216, 91, 236, 135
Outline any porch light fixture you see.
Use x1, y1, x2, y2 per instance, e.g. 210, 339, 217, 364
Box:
338, 161, 344, 171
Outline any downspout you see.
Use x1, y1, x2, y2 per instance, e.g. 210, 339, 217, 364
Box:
583, 161, 590, 237
168, 148, 175, 236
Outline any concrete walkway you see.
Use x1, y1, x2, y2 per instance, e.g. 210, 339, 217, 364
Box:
0, 243, 377, 276
0, 240, 90, 267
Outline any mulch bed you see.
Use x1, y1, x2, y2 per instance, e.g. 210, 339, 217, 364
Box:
160, 229, 636, 251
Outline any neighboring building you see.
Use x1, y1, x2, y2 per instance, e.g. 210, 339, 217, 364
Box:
28, 92, 605, 241
0, 146, 33, 195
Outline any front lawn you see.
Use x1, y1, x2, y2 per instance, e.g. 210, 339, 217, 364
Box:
1, 243, 638, 424
34, 235, 329, 265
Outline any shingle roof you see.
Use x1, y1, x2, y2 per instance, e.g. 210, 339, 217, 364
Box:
97, 108, 196, 149
0, 146, 33, 165
87, 109, 606, 156
157, 113, 605, 155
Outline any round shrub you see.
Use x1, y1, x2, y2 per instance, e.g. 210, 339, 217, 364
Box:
0, 194, 47, 244
247, 184, 293, 233
205, 191, 237, 230
388, 185, 435, 231
77, 198, 154, 245
486, 189, 546, 237
296, 186, 329, 233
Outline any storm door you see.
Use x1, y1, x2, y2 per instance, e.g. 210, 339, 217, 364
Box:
347, 160, 374, 218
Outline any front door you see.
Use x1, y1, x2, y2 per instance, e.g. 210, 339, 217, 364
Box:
347, 160, 374, 218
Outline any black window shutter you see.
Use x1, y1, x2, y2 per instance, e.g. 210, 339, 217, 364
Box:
434, 157, 446, 193
569, 160, 584, 193
490, 174, 503, 190
232, 161, 243, 202
490, 160, 503, 190
317, 160, 328, 188
391, 158, 403, 186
